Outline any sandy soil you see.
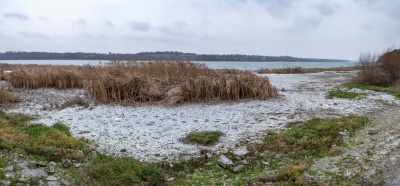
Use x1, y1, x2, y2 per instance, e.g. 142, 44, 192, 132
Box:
2, 71, 400, 164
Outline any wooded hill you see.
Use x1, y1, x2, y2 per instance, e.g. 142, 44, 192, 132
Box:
0, 51, 347, 62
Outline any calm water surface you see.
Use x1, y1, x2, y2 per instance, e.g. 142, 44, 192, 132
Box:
0, 60, 357, 71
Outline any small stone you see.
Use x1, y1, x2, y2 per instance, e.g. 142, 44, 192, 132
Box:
233, 165, 245, 173
46, 176, 57, 181
206, 153, 213, 159
73, 163, 81, 168
63, 159, 72, 168
76, 150, 85, 159
6, 165, 14, 171
220, 148, 229, 154
241, 160, 249, 165
120, 148, 127, 152
368, 129, 379, 135
169, 163, 174, 168
48, 161, 57, 166
48, 165, 55, 175
262, 162, 269, 166
167, 177, 175, 182
233, 146, 249, 157
218, 155, 234, 168
37, 162, 48, 167
28, 161, 37, 169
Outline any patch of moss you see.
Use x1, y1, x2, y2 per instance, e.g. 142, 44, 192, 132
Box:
183, 131, 223, 145
345, 83, 400, 99
327, 90, 360, 99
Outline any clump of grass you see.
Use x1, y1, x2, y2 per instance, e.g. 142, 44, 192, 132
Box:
345, 83, 400, 99
183, 131, 223, 145
0, 110, 88, 160
0, 88, 20, 104
81, 154, 164, 186
327, 90, 360, 99
263, 116, 368, 158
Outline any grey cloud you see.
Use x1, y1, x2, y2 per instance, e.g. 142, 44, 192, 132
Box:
294, 16, 322, 33
3, 13, 30, 21
75, 18, 87, 27
128, 21, 153, 32
19, 31, 49, 39
103, 20, 114, 28
255, 0, 299, 17
39, 17, 49, 21
316, 2, 339, 16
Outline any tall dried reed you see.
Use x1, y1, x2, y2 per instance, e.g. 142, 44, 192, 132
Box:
7, 65, 86, 89
90, 61, 277, 104
0, 88, 20, 104
1, 61, 278, 105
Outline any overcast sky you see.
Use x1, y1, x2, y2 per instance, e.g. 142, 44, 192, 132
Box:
0, 0, 399, 60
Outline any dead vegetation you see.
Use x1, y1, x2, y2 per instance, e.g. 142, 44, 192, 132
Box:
0, 88, 20, 104
354, 49, 400, 87
0, 61, 278, 105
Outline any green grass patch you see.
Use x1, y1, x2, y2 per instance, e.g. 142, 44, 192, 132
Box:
82, 154, 164, 186
345, 83, 400, 99
0, 110, 88, 161
173, 116, 369, 185
183, 131, 223, 145
263, 116, 367, 158
327, 90, 361, 99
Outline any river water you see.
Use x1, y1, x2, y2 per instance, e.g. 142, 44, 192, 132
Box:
0, 60, 357, 71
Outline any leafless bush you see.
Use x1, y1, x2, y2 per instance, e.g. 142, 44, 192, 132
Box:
355, 49, 400, 87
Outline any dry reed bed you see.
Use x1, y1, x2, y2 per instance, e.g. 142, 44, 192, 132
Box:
0, 61, 277, 105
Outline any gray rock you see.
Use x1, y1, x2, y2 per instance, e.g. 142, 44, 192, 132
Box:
37, 162, 48, 167
233, 165, 245, 173
233, 146, 249, 157
241, 160, 249, 165
76, 150, 85, 160
63, 159, 72, 168
46, 176, 57, 181
73, 163, 81, 168
220, 147, 229, 154
368, 129, 379, 135
206, 153, 213, 159
218, 155, 234, 168
28, 161, 37, 169
48, 165, 55, 175
6, 165, 14, 171
167, 177, 175, 182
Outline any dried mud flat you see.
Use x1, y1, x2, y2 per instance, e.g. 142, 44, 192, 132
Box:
2, 71, 400, 180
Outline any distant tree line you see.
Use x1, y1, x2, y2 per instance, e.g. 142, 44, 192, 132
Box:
0, 51, 348, 62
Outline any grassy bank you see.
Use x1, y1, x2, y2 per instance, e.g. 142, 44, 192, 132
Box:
0, 109, 370, 185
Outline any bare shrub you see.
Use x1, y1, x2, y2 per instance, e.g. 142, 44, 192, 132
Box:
355, 49, 400, 87
377, 49, 400, 84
